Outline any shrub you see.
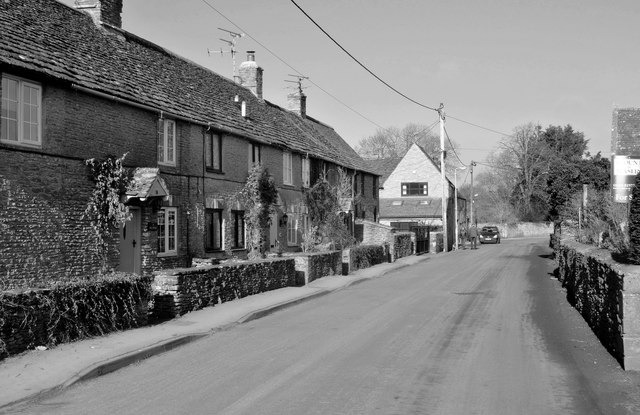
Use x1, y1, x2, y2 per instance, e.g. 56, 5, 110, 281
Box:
350, 244, 385, 271
0, 273, 152, 360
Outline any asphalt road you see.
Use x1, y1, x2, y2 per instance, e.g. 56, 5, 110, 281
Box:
19, 238, 640, 414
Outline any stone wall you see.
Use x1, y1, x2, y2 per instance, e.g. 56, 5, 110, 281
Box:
152, 258, 296, 319
554, 237, 640, 370
293, 251, 342, 285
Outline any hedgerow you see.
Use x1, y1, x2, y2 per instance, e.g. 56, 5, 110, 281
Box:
350, 245, 386, 271
0, 273, 152, 360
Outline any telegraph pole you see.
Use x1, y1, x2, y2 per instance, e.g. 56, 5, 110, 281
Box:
438, 103, 447, 252
470, 161, 477, 227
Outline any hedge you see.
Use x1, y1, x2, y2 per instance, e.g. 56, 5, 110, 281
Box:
0, 273, 152, 360
350, 244, 386, 271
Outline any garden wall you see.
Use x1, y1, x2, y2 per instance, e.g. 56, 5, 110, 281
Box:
554, 237, 640, 370
153, 258, 296, 319
294, 251, 342, 286
0, 274, 152, 361
344, 245, 387, 274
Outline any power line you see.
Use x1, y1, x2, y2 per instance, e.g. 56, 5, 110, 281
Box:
289, 0, 438, 112
443, 125, 466, 166
198, 0, 386, 130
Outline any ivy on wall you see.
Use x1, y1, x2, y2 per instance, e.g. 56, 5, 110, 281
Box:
238, 164, 278, 260
82, 153, 131, 270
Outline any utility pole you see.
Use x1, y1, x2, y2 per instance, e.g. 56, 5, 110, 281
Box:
438, 103, 447, 252
470, 161, 477, 227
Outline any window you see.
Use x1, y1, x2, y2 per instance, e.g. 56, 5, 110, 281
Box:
205, 132, 222, 171
158, 119, 176, 165
205, 209, 223, 251
287, 213, 298, 245
301, 157, 310, 188
373, 177, 378, 199
248, 142, 261, 170
401, 182, 428, 196
283, 151, 292, 185
231, 210, 245, 249
361, 174, 366, 197
1, 75, 41, 146
157, 208, 177, 255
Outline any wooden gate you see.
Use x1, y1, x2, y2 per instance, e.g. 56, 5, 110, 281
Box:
411, 225, 430, 254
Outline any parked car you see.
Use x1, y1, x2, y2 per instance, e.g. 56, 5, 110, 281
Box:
479, 226, 501, 244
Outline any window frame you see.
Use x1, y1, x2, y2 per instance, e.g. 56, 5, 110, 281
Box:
158, 118, 176, 166
401, 182, 428, 196
205, 208, 223, 252
1, 74, 42, 147
157, 207, 178, 256
248, 142, 261, 171
205, 131, 222, 172
283, 151, 293, 185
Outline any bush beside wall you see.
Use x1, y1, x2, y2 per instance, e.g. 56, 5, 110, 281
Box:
153, 258, 296, 319
349, 245, 386, 272
294, 251, 342, 286
0, 274, 152, 361
392, 232, 413, 261
554, 238, 640, 370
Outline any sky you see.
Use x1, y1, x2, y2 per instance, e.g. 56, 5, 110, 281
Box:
60, 0, 640, 181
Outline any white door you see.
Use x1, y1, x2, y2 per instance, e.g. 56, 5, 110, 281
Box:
119, 208, 141, 274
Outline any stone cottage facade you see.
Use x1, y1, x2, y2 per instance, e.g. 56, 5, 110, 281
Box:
0, 0, 379, 289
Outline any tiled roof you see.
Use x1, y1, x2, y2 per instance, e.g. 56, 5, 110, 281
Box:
363, 157, 403, 183
0, 0, 377, 175
379, 197, 443, 219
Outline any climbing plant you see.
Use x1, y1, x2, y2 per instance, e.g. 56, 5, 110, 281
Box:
83, 153, 131, 270
238, 164, 278, 260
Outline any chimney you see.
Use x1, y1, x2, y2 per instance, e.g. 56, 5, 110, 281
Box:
238, 51, 263, 99
75, 0, 123, 28
287, 90, 306, 118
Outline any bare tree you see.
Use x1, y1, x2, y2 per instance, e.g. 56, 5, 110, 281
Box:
356, 123, 454, 161
499, 123, 550, 221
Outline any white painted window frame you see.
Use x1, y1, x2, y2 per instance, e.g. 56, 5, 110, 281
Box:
1, 74, 42, 147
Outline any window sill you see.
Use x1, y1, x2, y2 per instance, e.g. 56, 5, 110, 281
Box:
1, 139, 42, 148
157, 251, 177, 257
206, 168, 224, 174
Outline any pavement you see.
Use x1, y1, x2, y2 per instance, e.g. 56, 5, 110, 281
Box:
0, 253, 432, 411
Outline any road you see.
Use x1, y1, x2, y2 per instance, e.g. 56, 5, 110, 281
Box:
18, 238, 640, 414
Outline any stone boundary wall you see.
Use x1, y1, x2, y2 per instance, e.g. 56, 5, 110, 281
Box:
344, 245, 387, 274
294, 251, 342, 286
358, 220, 415, 261
554, 237, 640, 370
153, 258, 296, 319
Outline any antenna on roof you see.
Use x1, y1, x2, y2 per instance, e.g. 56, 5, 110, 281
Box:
207, 28, 244, 81
285, 74, 310, 95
